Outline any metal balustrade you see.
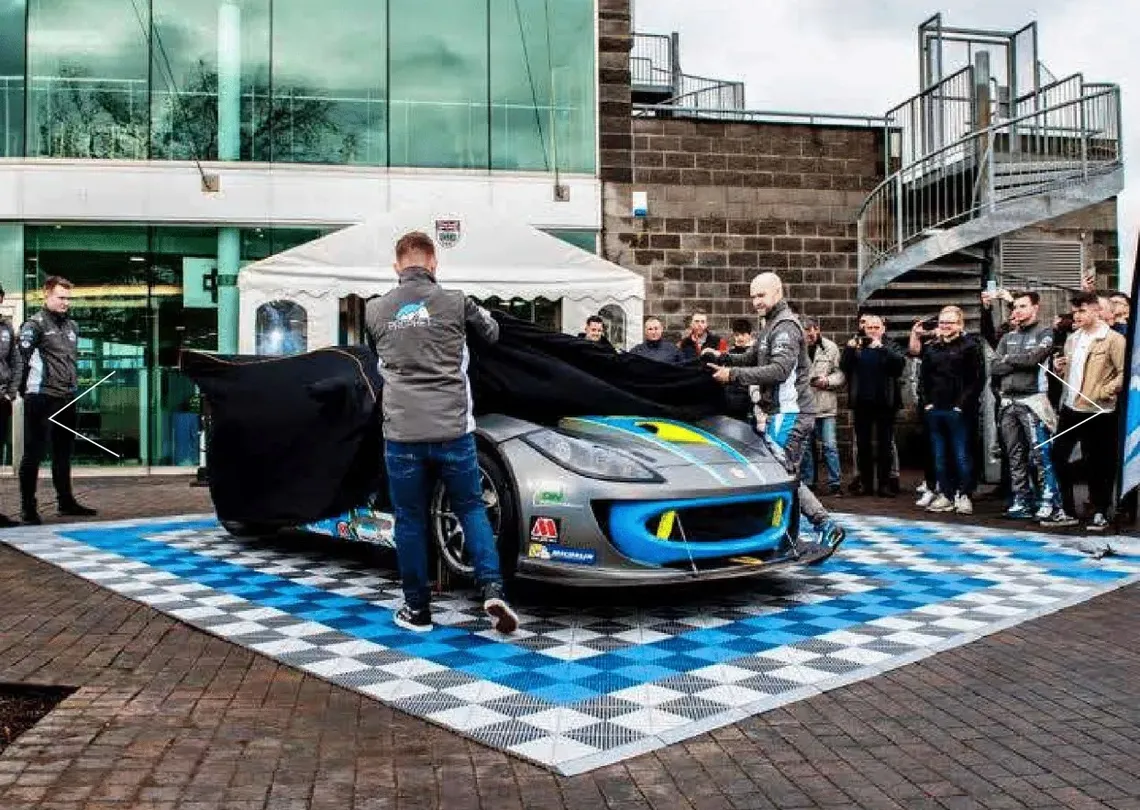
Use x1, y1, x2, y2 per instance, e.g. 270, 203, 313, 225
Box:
885, 66, 976, 171
630, 31, 745, 111
857, 83, 1122, 286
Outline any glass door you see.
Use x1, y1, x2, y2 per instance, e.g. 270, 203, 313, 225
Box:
24, 226, 149, 467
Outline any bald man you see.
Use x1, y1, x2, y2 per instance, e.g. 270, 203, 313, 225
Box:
706, 272, 846, 555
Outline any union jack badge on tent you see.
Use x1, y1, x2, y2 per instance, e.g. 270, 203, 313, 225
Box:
434, 218, 462, 249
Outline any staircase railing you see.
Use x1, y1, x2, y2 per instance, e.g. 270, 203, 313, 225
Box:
858, 83, 1121, 281
630, 33, 675, 89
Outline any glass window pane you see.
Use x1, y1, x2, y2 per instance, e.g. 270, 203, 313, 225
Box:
388, 0, 488, 169
543, 229, 598, 253
24, 225, 149, 466
150, 226, 224, 468
26, 0, 149, 159
150, 0, 270, 161
256, 300, 307, 355
490, 0, 595, 173
0, 0, 25, 157
270, 0, 386, 165
599, 304, 626, 347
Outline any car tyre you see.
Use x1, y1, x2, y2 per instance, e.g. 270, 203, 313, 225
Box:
429, 449, 519, 586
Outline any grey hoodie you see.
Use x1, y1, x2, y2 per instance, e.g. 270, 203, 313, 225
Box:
364, 267, 499, 443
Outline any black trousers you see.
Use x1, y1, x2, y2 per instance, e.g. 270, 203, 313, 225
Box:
1053, 406, 1118, 517
18, 394, 77, 510
854, 407, 895, 493
0, 396, 11, 466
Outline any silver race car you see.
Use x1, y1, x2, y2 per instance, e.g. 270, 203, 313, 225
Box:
270, 412, 841, 587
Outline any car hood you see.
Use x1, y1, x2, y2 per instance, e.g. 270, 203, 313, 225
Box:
555, 415, 778, 475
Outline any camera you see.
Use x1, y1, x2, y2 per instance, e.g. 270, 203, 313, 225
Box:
858, 334, 872, 348
921, 316, 938, 331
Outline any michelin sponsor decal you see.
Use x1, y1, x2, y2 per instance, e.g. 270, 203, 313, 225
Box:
526, 543, 597, 566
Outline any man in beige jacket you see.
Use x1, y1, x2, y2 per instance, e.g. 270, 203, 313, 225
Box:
1048, 291, 1126, 531
801, 319, 845, 494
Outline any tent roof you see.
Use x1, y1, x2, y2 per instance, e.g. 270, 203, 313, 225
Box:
239, 207, 644, 304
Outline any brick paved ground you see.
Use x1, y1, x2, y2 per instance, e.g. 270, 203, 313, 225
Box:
1, 475, 1138, 809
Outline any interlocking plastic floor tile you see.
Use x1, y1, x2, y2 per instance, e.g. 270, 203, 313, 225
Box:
3, 511, 1138, 775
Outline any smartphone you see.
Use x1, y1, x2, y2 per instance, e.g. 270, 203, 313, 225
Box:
985, 280, 998, 294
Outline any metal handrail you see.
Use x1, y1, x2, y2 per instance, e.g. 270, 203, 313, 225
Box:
632, 104, 886, 127
857, 85, 1121, 278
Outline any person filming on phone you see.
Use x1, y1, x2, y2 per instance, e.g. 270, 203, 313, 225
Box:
840, 314, 906, 498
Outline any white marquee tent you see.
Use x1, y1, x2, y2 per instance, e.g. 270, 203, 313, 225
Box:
237, 207, 645, 354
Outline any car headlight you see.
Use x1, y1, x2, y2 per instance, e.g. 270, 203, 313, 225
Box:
522, 429, 663, 482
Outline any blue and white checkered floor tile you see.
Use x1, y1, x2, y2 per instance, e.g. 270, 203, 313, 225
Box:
3, 514, 1138, 775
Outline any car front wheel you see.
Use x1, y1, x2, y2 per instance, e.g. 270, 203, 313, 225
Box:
429, 450, 518, 583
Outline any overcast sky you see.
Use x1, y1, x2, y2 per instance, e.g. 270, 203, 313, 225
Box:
634, 0, 1136, 289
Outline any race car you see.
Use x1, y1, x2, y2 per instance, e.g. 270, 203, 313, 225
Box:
181, 314, 843, 588
288, 412, 838, 586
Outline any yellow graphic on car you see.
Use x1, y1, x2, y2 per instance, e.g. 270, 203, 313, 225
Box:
655, 510, 678, 539
633, 421, 711, 445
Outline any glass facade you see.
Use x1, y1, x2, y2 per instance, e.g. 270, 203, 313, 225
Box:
2, 0, 595, 172
0, 1, 24, 157
19, 225, 324, 467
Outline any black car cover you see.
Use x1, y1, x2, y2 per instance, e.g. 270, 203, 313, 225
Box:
181, 311, 732, 524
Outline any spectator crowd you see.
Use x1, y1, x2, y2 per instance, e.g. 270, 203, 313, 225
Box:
584, 275, 1133, 534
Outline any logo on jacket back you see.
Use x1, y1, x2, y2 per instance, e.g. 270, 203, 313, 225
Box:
390, 301, 431, 329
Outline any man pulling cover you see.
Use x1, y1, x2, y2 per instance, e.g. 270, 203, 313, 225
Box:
364, 231, 519, 634
704, 272, 846, 554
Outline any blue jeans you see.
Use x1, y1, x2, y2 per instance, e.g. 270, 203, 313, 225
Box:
801, 415, 841, 488
385, 433, 503, 611
925, 408, 974, 497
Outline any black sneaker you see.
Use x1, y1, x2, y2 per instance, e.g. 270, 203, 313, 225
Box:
20, 509, 42, 526
481, 583, 519, 634
0, 513, 18, 528
58, 502, 97, 517
393, 605, 433, 633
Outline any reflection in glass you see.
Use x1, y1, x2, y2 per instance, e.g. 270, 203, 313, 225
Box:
0, 0, 25, 157
150, 0, 271, 161
476, 296, 560, 333
599, 304, 627, 348
24, 225, 150, 465
256, 300, 308, 355
16, 0, 595, 170
490, 0, 596, 173
388, 0, 488, 169
26, 0, 149, 159
270, 0, 386, 165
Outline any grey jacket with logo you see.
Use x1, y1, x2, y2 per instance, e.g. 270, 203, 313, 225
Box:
991, 320, 1053, 398
18, 309, 79, 399
0, 316, 24, 399
364, 267, 499, 443
717, 301, 815, 416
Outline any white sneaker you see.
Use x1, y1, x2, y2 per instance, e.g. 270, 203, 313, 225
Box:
1041, 510, 1079, 528
954, 494, 974, 515
926, 494, 954, 512
916, 490, 937, 508
916, 481, 929, 497
1034, 503, 1056, 521
1087, 513, 1109, 532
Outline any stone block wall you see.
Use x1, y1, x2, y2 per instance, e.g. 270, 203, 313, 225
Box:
602, 117, 887, 345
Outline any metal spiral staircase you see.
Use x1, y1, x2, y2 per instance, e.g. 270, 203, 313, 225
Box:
857, 15, 1125, 339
